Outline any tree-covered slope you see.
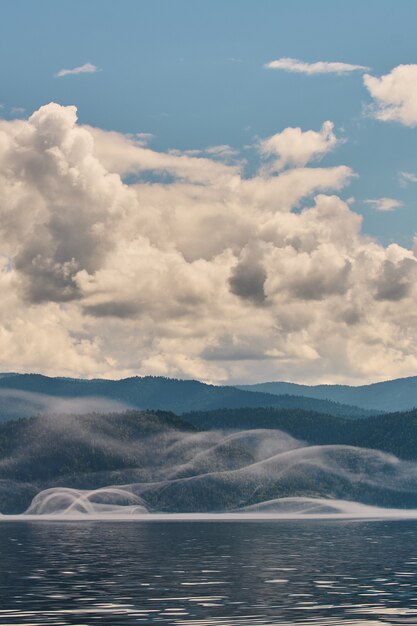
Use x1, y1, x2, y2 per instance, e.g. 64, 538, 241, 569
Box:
2, 407, 417, 514
0, 410, 196, 482
239, 375, 417, 413
0, 374, 374, 421
183, 406, 417, 461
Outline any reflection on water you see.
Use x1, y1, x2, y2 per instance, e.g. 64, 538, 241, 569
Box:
1, 520, 417, 624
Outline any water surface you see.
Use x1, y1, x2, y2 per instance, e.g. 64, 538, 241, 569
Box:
1, 520, 417, 624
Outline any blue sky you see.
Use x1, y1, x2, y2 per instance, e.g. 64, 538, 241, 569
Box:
2, 0, 417, 246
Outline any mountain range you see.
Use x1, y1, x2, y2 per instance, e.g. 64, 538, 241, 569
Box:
0, 373, 416, 418
2, 406, 417, 515
239, 376, 417, 413
1, 372, 417, 516
0, 373, 377, 421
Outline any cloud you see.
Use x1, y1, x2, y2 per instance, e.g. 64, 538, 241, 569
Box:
364, 198, 403, 212
0, 103, 417, 385
56, 63, 98, 78
205, 145, 240, 160
134, 132, 154, 146
400, 171, 417, 184
364, 65, 417, 126
260, 121, 340, 171
10, 107, 25, 116
374, 258, 417, 301
265, 57, 369, 75
229, 244, 267, 304
86, 125, 238, 184
170, 144, 241, 163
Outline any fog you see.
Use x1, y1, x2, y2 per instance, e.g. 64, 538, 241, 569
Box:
0, 389, 131, 421
2, 418, 417, 518
3, 490, 417, 522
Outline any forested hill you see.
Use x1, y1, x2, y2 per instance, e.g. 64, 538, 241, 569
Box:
183, 406, 417, 461
2, 407, 417, 514
239, 376, 417, 413
0, 374, 375, 421
0, 410, 196, 482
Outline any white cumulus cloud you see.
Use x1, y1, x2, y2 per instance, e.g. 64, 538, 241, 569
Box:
364, 64, 417, 126
0, 103, 416, 385
260, 121, 340, 171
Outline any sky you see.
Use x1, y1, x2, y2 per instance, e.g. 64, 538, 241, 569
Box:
1, 0, 417, 384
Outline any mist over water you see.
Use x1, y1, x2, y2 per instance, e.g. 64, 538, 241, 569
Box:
4, 427, 417, 520
2, 407, 417, 626
6, 490, 417, 522
4, 419, 417, 518
4, 412, 417, 626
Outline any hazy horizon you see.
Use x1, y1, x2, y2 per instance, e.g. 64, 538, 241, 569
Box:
0, 370, 416, 387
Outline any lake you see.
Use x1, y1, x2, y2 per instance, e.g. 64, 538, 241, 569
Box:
1, 519, 417, 625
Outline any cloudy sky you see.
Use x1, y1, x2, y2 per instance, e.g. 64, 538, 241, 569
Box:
1, 0, 417, 384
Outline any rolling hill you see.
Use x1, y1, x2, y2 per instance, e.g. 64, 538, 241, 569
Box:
183, 406, 417, 461
2, 408, 417, 515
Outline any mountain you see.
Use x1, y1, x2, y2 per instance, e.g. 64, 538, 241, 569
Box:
0, 409, 196, 482
0, 408, 257, 513
183, 406, 417, 461
0, 374, 374, 421
0, 409, 198, 513
238, 376, 417, 413
3, 408, 417, 515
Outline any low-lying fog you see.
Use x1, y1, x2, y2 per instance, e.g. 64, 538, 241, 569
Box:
2, 412, 417, 520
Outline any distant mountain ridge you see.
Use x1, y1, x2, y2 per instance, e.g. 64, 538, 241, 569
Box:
238, 375, 417, 413
0, 374, 375, 421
